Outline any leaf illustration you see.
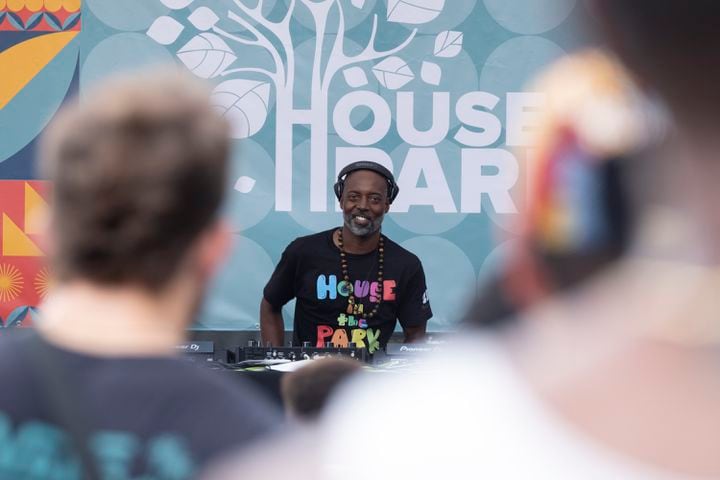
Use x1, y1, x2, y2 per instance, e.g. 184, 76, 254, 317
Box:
62, 12, 81, 30
7, 12, 23, 30
372, 56, 414, 90
234, 176, 256, 193
177, 33, 236, 79
26, 12, 44, 30
160, 0, 194, 8
188, 7, 220, 31
351, 0, 366, 7
433, 30, 463, 58
343, 66, 368, 88
43, 12, 61, 30
5, 306, 29, 328
421, 61, 441, 85
387, 0, 445, 24
147, 16, 185, 45
211, 79, 271, 139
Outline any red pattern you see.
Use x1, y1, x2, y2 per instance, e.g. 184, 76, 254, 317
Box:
0, 180, 50, 325
0, 7, 81, 32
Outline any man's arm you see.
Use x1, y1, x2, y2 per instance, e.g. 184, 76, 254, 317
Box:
260, 298, 285, 346
397, 259, 432, 344
403, 323, 426, 344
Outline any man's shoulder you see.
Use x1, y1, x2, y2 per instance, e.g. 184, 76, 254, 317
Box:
382, 235, 423, 266
286, 229, 335, 251
155, 361, 281, 441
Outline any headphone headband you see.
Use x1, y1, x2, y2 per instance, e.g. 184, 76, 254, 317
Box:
334, 161, 399, 203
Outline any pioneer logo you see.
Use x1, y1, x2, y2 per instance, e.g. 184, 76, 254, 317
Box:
399, 345, 433, 353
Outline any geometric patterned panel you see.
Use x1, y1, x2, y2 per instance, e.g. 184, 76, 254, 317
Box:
0, 180, 50, 328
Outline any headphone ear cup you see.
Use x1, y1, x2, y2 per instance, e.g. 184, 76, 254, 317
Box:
389, 183, 399, 203
334, 180, 343, 201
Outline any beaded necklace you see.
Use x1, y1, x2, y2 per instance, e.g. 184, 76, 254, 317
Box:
337, 228, 384, 318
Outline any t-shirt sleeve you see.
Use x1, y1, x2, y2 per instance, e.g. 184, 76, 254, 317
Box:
397, 260, 433, 328
263, 240, 300, 309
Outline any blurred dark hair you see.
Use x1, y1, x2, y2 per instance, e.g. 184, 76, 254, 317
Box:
281, 358, 362, 420
463, 49, 644, 330
40, 69, 230, 290
595, 0, 720, 122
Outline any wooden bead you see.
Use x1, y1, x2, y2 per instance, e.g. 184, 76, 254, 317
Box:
339, 230, 387, 321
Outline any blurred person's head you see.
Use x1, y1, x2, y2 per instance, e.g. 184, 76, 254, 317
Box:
39, 69, 231, 310
590, 0, 720, 264
281, 357, 362, 421
466, 49, 655, 328
591, 0, 719, 133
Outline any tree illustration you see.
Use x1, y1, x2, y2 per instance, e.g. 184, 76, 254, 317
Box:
149, 0, 460, 211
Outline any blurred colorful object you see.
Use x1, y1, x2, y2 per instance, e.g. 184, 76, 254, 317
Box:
0, 180, 50, 328
522, 49, 655, 256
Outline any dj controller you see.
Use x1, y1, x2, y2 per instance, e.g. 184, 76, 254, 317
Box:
226, 340, 369, 364
178, 339, 442, 368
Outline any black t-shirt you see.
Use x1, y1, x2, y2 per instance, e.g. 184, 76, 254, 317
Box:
0, 332, 280, 479
263, 229, 432, 353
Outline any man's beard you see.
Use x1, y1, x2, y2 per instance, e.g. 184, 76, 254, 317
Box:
344, 212, 381, 237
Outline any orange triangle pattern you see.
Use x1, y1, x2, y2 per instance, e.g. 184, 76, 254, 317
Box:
2, 214, 43, 257
24, 182, 49, 235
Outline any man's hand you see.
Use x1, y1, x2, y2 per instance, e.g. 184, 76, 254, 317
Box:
260, 298, 285, 346
403, 324, 426, 344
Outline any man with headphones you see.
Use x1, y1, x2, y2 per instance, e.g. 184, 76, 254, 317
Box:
260, 161, 432, 354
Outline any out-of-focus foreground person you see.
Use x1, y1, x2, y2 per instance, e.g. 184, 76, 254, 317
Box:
280, 357, 362, 421
0, 70, 279, 479
314, 1, 720, 478
208, 1, 720, 478
464, 49, 645, 329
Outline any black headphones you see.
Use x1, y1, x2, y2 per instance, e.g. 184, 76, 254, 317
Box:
334, 161, 400, 204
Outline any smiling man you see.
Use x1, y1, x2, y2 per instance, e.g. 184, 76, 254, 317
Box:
260, 161, 432, 354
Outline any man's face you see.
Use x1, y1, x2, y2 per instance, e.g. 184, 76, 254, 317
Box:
340, 170, 390, 238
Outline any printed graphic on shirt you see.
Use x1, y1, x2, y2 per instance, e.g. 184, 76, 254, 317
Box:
0, 412, 195, 480
315, 274, 397, 303
315, 273, 397, 354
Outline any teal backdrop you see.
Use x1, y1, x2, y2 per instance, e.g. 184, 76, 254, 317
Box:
0, 0, 590, 332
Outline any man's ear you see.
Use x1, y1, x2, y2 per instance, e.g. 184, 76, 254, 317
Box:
384, 201, 390, 214
195, 220, 232, 282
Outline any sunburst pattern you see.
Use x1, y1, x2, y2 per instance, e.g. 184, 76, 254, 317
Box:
0, 264, 23, 303
34, 266, 52, 299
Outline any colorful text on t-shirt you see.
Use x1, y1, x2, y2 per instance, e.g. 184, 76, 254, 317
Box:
315, 275, 396, 302
316, 325, 381, 354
